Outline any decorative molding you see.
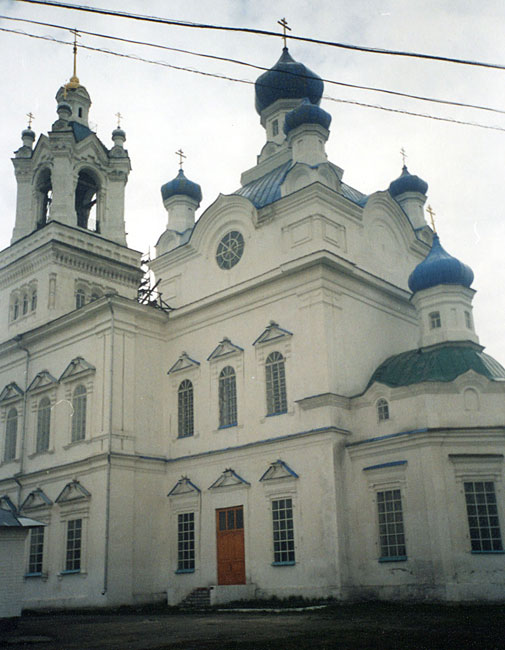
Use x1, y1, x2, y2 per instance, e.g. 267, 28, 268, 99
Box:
168, 352, 200, 375
449, 453, 504, 482
55, 480, 91, 504
21, 488, 53, 511
59, 357, 96, 382
207, 337, 244, 362
253, 321, 293, 346
167, 476, 201, 497
259, 460, 299, 482
27, 370, 58, 393
208, 468, 250, 489
296, 392, 350, 411
0, 382, 24, 403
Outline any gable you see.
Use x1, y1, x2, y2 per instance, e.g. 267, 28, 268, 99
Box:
0, 382, 24, 403
168, 352, 200, 375
59, 357, 95, 382
27, 370, 58, 393
209, 468, 250, 489
253, 321, 293, 346
207, 337, 244, 361
167, 477, 201, 497
55, 480, 91, 503
259, 460, 299, 482
21, 488, 53, 511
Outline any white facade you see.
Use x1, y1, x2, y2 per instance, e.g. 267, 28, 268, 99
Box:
0, 51, 504, 611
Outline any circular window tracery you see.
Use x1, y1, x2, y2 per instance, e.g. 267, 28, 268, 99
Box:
216, 231, 244, 270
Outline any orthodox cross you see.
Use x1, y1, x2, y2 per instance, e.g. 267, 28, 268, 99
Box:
26, 112, 35, 128
277, 18, 291, 47
400, 147, 407, 166
175, 149, 186, 170
71, 28, 81, 81
115, 112, 123, 128
426, 204, 437, 232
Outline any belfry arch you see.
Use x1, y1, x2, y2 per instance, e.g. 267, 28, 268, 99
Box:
75, 169, 100, 232
35, 167, 52, 228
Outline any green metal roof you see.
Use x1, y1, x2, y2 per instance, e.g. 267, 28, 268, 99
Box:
368, 344, 505, 389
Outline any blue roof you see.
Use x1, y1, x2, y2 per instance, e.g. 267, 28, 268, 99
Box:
234, 161, 367, 210
408, 234, 474, 293
255, 48, 323, 114
69, 121, 93, 142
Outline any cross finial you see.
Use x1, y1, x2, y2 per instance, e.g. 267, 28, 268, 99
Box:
426, 204, 437, 233
400, 147, 407, 167
26, 112, 35, 128
277, 17, 291, 48
175, 149, 186, 170
115, 112, 123, 128
63, 28, 81, 97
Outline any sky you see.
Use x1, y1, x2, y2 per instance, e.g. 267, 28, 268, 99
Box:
0, 0, 504, 362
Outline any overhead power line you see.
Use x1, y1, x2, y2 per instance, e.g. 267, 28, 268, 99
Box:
2, 25, 504, 135
2, 14, 505, 117
15, 0, 505, 71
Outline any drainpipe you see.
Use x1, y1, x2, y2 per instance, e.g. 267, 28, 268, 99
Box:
102, 296, 115, 595
14, 335, 30, 509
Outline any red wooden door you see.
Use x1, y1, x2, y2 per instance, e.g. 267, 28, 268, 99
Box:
216, 506, 245, 585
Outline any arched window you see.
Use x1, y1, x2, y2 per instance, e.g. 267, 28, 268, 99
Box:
36, 396, 51, 452
265, 351, 287, 416
31, 289, 37, 311
71, 384, 87, 442
4, 407, 18, 461
13, 298, 19, 321
219, 366, 237, 428
377, 398, 390, 422
22, 294, 28, 315
90, 291, 101, 302
429, 311, 441, 329
75, 170, 99, 231
36, 168, 52, 228
75, 288, 86, 309
178, 380, 194, 438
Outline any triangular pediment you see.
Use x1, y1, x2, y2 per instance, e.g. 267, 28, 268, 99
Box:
27, 371, 58, 393
0, 382, 24, 403
253, 321, 293, 346
167, 476, 201, 497
207, 337, 244, 361
0, 494, 17, 513
21, 488, 53, 511
259, 460, 299, 482
59, 357, 95, 382
209, 468, 250, 490
168, 352, 200, 375
55, 480, 91, 504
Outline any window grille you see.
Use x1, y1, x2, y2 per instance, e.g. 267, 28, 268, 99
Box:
272, 498, 295, 564
75, 289, 86, 309
36, 397, 51, 453
28, 526, 44, 574
219, 366, 237, 427
377, 398, 389, 422
465, 311, 472, 329
272, 119, 279, 136
71, 385, 87, 442
4, 407, 18, 461
429, 311, 441, 329
177, 512, 195, 571
65, 519, 82, 572
464, 481, 503, 552
265, 351, 287, 415
178, 380, 194, 437
377, 489, 406, 559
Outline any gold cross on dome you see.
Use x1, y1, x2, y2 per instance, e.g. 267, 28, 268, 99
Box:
26, 112, 35, 128
115, 112, 123, 128
175, 149, 186, 169
400, 147, 407, 166
277, 17, 291, 47
426, 204, 437, 232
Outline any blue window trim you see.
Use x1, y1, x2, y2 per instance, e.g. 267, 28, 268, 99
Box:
24, 572, 43, 578
218, 423, 237, 430
471, 550, 505, 555
266, 410, 287, 418
175, 568, 195, 574
272, 561, 296, 567
378, 556, 408, 563
61, 569, 81, 575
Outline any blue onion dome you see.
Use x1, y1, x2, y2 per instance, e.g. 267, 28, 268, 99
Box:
22, 127, 35, 139
408, 234, 474, 293
161, 169, 202, 205
112, 127, 126, 138
389, 165, 428, 197
255, 47, 324, 114
283, 98, 332, 134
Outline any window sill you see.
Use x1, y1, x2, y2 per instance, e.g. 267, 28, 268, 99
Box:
471, 550, 505, 555
175, 568, 195, 574
218, 423, 238, 430
62, 438, 89, 450
266, 411, 287, 418
379, 556, 407, 563
272, 561, 296, 567
25, 572, 48, 580
60, 569, 84, 576
28, 448, 55, 459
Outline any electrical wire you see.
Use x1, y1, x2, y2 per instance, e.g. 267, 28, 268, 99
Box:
2, 14, 505, 117
15, 0, 505, 71
1, 25, 504, 134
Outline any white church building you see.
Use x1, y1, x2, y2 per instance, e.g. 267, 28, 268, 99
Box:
0, 47, 504, 611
